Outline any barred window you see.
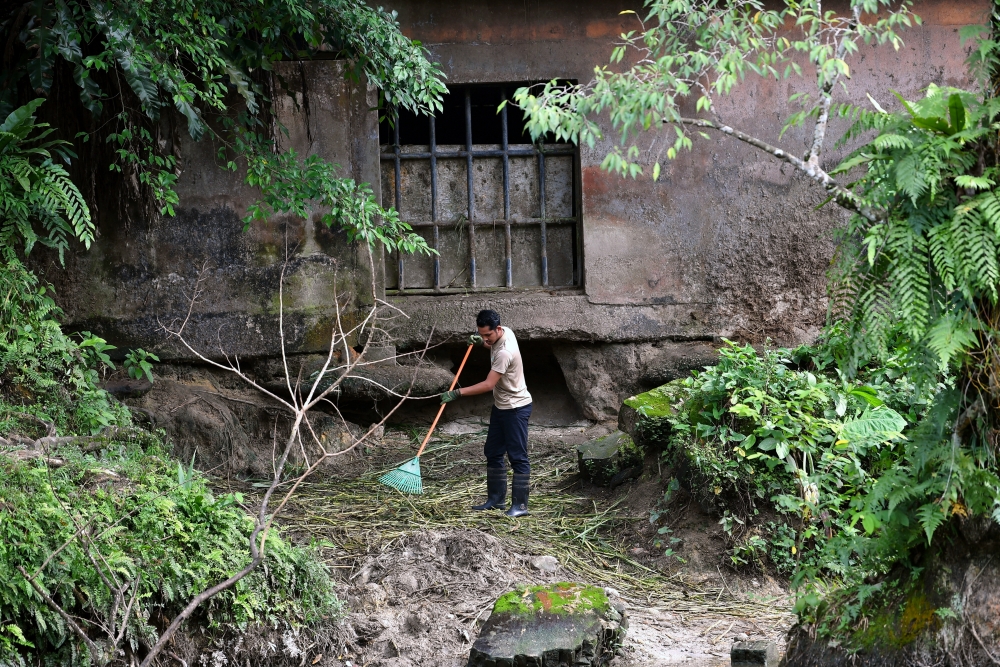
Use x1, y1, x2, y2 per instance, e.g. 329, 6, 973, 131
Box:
380, 83, 581, 293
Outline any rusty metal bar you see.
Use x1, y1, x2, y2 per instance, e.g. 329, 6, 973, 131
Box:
393, 121, 404, 291
538, 149, 548, 287
380, 146, 575, 160
387, 285, 580, 296
465, 88, 476, 289
501, 88, 512, 288
403, 218, 576, 229
429, 115, 440, 290
572, 150, 581, 287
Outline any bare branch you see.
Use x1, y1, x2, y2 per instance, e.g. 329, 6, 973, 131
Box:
279, 237, 298, 410
176, 261, 212, 338
142, 232, 428, 666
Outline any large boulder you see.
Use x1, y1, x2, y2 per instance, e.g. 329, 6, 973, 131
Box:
552, 341, 717, 421
576, 431, 642, 487
468, 583, 627, 667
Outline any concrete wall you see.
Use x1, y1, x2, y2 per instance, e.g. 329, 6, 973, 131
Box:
379, 0, 987, 417
32, 2, 990, 421
35, 61, 380, 361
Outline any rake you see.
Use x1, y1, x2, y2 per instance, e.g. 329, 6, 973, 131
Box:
378, 343, 474, 494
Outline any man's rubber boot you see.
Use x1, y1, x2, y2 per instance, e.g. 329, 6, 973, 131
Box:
472, 467, 507, 510
505, 473, 530, 517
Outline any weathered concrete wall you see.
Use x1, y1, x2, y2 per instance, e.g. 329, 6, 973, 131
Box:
35, 61, 381, 361
30, 2, 991, 422
381, 0, 987, 416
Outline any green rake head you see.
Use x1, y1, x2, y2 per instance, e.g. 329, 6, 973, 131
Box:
378, 456, 423, 494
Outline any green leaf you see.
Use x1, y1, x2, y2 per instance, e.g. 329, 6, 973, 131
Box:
954, 174, 994, 190
847, 386, 884, 407
911, 115, 951, 134
839, 408, 906, 444
0, 99, 45, 135
926, 313, 977, 370
947, 93, 966, 132
775, 440, 790, 459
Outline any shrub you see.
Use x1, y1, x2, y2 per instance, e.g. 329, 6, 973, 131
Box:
658, 340, 937, 576
0, 433, 342, 666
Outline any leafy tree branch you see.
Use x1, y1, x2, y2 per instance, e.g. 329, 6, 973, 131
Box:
513, 0, 917, 221
1, 0, 447, 237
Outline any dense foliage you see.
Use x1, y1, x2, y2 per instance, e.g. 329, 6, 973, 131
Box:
656, 340, 934, 578
0, 99, 94, 264
829, 87, 1000, 380
662, 126, 1000, 626
0, 108, 340, 665
0, 0, 445, 251
0, 431, 341, 666
0, 0, 444, 129
0, 258, 130, 435
1, 249, 341, 666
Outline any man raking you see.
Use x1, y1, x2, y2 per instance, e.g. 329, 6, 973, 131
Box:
440, 309, 532, 517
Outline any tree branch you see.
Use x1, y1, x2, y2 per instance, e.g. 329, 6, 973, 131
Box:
806, 6, 861, 168
679, 117, 883, 223
141, 232, 430, 666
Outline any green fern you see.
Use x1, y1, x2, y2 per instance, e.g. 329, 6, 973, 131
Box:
831, 86, 1000, 378
0, 99, 94, 263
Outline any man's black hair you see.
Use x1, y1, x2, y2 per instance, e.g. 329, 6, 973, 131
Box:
476, 309, 501, 330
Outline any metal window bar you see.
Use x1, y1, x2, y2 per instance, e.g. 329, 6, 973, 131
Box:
382, 85, 579, 293
501, 88, 512, 288
465, 88, 476, 289
429, 115, 439, 289
538, 150, 548, 287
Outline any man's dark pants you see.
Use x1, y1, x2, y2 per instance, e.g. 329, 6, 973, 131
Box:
484, 403, 532, 474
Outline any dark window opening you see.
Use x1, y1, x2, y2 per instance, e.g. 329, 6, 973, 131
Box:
379, 83, 571, 146
380, 83, 581, 294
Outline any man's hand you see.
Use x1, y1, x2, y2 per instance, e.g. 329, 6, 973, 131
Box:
467, 334, 483, 347
440, 389, 462, 404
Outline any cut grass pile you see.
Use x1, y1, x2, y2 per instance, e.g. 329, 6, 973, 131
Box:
224, 427, 792, 622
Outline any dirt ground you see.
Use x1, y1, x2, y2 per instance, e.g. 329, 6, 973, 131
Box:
222, 417, 794, 667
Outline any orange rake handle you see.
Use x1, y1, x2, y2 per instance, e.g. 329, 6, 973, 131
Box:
415, 344, 474, 458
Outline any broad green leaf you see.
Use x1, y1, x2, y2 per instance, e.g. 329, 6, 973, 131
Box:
839, 408, 906, 444
0, 99, 45, 135
775, 440, 790, 459
947, 93, 966, 132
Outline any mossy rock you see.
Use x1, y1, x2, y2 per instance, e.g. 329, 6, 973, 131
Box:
576, 431, 642, 487
618, 383, 677, 449
468, 583, 627, 666
783, 517, 1000, 666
